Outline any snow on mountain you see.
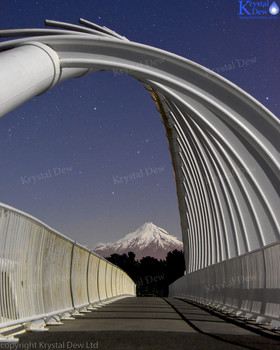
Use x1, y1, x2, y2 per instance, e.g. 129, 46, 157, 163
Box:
92, 222, 183, 260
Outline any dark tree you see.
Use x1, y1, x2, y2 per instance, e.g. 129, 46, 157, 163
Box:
137, 256, 166, 296
106, 252, 139, 281
165, 249, 185, 285
105, 249, 185, 297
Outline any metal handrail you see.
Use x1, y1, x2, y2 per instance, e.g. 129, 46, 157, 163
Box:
0, 203, 136, 333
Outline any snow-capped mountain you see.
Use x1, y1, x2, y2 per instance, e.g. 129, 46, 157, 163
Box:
92, 222, 183, 260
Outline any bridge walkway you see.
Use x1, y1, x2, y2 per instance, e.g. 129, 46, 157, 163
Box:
9, 297, 280, 349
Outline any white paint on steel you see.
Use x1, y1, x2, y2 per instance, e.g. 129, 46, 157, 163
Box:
0, 20, 279, 329
0, 42, 60, 118
0, 203, 135, 337
169, 241, 280, 323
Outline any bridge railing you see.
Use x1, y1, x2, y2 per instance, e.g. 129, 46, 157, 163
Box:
169, 241, 280, 328
0, 203, 136, 338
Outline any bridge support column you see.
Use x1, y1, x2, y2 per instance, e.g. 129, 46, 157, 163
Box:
0, 42, 60, 118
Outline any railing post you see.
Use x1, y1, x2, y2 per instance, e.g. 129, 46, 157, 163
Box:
96, 259, 101, 303
69, 243, 76, 309
86, 253, 91, 305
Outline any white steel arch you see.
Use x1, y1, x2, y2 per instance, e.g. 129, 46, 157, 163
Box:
0, 19, 279, 325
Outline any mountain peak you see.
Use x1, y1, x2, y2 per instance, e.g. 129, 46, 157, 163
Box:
143, 221, 155, 227
92, 222, 183, 260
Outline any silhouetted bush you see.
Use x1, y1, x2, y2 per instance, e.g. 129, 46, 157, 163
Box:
105, 249, 185, 297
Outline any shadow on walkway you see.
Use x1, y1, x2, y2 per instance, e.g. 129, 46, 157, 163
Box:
4, 297, 280, 349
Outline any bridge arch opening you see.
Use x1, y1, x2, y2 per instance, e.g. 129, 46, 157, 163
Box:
0, 20, 280, 324
0, 69, 181, 248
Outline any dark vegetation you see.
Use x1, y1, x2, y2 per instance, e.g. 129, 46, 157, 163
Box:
106, 250, 185, 297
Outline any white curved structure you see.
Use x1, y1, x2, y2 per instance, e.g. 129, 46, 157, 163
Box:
0, 19, 279, 329
0, 203, 135, 341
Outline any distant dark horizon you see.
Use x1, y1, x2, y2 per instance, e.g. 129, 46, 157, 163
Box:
106, 250, 186, 296
0, 1, 279, 247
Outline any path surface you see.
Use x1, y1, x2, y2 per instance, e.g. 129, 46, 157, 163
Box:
9, 297, 280, 349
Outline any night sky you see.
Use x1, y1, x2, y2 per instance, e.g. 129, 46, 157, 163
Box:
0, 0, 279, 247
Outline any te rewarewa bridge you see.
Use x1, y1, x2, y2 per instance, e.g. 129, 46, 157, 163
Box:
0, 20, 279, 347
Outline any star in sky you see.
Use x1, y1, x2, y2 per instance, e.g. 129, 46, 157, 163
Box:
0, 0, 278, 248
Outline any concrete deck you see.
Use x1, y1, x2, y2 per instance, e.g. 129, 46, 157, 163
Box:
10, 297, 280, 349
